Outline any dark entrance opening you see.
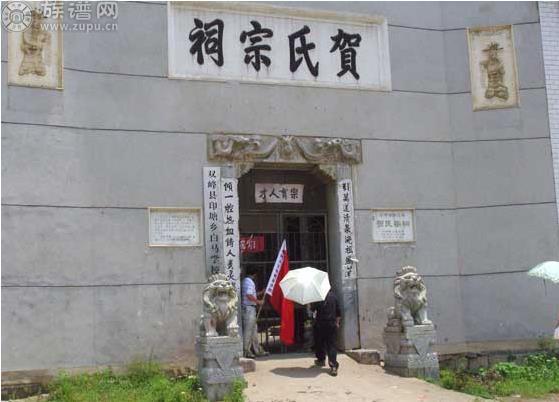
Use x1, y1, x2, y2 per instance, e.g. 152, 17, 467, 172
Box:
238, 166, 329, 353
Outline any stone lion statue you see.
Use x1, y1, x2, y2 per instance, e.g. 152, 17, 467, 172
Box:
388, 266, 432, 328
200, 273, 239, 337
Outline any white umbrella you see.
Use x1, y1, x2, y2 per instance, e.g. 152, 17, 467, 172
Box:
279, 266, 331, 305
527, 261, 559, 284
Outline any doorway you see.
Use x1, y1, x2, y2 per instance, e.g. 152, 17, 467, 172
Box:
238, 166, 330, 353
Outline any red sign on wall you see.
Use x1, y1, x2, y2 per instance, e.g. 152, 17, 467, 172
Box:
240, 236, 265, 254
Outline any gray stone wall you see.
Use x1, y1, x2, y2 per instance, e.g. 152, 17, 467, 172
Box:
2, 1, 558, 373
355, 1, 559, 350
540, 2, 559, 223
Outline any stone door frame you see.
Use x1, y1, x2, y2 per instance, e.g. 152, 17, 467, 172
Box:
204, 134, 362, 350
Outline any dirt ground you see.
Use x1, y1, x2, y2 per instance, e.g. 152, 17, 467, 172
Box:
244, 353, 559, 402
244, 353, 481, 402
500, 397, 559, 402
7, 354, 558, 402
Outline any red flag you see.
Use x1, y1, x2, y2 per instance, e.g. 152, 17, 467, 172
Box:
265, 240, 295, 346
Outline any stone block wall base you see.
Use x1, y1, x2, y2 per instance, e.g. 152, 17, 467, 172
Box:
384, 352, 440, 380
203, 383, 235, 402
1, 383, 46, 400
196, 336, 244, 402
346, 349, 381, 365
438, 349, 546, 372
383, 325, 440, 380
384, 351, 439, 366
384, 365, 440, 380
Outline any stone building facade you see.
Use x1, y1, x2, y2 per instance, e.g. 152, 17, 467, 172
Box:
2, 1, 559, 382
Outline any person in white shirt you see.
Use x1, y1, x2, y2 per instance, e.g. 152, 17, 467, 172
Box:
241, 269, 268, 358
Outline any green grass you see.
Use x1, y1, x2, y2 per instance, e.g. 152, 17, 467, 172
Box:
439, 369, 493, 399
46, 361, 246, 402
222, 379, 247, 402
436, 351, 559, 399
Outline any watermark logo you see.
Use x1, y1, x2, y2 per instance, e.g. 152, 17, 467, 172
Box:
96, 2, 118, 19
2, 1, 32, 32
2, 1, 119, 33
40, 1, 118, 21
40, 1, 119, 32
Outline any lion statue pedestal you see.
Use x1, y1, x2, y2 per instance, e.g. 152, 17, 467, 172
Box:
195, 274, 243, 401
383, 266, 439, 380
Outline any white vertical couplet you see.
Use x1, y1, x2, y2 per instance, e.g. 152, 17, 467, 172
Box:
337, 179, 357, 280
203, 167, 223, 274
221, 177, 241, 294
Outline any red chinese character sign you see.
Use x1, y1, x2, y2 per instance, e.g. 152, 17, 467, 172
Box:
240, 236, 265, 254
168, 2, 391, 91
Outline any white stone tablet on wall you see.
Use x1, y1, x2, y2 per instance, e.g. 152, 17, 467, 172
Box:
148, 207, 202, 247
7, 4, 63, 90
467, 25, 519, 111
372, 209, 415, 243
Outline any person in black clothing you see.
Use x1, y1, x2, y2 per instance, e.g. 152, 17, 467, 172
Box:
311, 289, 341, 376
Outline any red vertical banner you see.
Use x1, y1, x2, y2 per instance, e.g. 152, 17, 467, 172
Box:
265, 240, 295, 346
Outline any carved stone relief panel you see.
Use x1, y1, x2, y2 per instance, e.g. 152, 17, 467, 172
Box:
208, 134, 362, 165
7, 5, 63, 90
467, 25, 518, 111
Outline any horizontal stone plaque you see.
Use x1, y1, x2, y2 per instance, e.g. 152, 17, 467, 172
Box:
255, 183, 304, 204
372, 209, 415, 243
149, 207, 202, 247
168, 2, 391, 91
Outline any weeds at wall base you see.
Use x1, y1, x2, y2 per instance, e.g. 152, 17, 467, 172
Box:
432, 350, 559, 399
43, 360, 245, 402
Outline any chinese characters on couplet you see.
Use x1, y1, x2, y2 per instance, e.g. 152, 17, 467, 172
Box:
203, 168, 222, 275
187, 18, 363, 79
221, 178, 240, 292
337, 180, 356, 280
